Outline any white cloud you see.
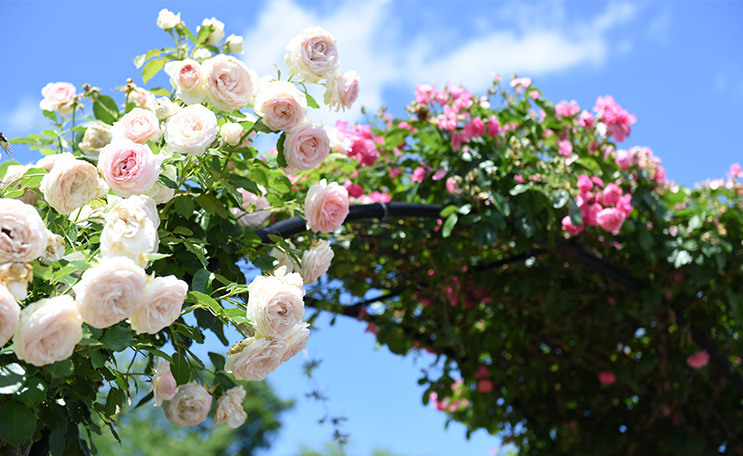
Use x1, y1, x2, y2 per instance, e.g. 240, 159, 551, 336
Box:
646, 8, 672, 45
2, 97, 43, 139
241, 1, 638, 124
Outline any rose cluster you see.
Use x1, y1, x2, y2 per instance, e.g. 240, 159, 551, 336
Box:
562, 174, 634, 237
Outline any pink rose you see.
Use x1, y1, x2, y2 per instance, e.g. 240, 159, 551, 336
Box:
304, 179, 349, 233
577, 174, 593, 192
615, 149, 633, 170
412, 167, 426, 183
98, 140, 161, 196
555, 100, 580, 119
616, 193, 633, 217
578, 110, 594, 128
203, 55, 257, 112
150, 358, 178, 407
253, 81, 308, 131
343, 180, 364, 199
284, 26, 340, 83
596, 207, 625, 235
584, 203, 603, 226
602, 183, 623, 206
561, 216, 584, 237
283, 122, 330, 171
324, 71, 360, 112
164, 59, 207, 105
687, 350, 709, 369
40, 82, 78, 115
463, 117, 485, 139
446, 177, 462, 195
231, 187, 271, 228
558, 140, 573, 157
113, 108, 162, 144
598, 371, 616, 385
477, 379, 494, 393
487, 116, 501, 137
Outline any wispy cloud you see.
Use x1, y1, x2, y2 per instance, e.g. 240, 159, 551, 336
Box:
242, 1, 637, 123
1, 97, 44, 140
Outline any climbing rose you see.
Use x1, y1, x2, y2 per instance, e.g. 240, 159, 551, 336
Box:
596, 208, 625, 235
304, 180, 349, 233
687, 350, 710, 369
246, 266, 305, 338
39, 82, 77, 115
0, 199, 48, 263
598, 371, 616, 385
284, 26, 339, 83
98, 140, 161, 196
13, 295, 82, 367
225, 336, 287, 381
0, 285, 20, 347
164, 382, 213, 426
213, 386, 248, 428
150, 358, 178, 406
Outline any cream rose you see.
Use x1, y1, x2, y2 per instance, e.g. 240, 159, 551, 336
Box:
253, 81, 308, 132
164, 59, 207, 105
230, 187, 271, 228
0, 263, 33, 300
202, 55, 257, 112
0, 199, 48, 263
225, 336, 287, 381
200, 17, 225, 45
324, 71, 360, 112
13, 295, 82, 367
73, 256, 147, 328
145, 165, 176, 204
100, 195, 159, 267
0, 285, 20, 347
284, 27, 340, 83
164, 104, 218, 156
150, 357, 179, 406
304, 179, 349, 233
157, 9, 182, 30
127, 86, 156, 110
164, 382, 213, 426
40, 82, 78, 116
41, 231, 66, 264
130, 276, 188, 334
283, 122, 330, 171
40, 155, 107, 214
225, 34, 244, 54
80, 121, 113, 156
246, 266, 305, 338
213, 386, 247, 428
269, 242, 299, 274
98, 140, 161, 196
112, 108, 162, 144
154, 97, 179, 120
300, 240, 333, 285
220, 122, 244, 146
281, 322, 310, 363
193, 48, 211, 60
1, 164, 40, 205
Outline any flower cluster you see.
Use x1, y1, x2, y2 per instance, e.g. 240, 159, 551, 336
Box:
561, 174, 634, 237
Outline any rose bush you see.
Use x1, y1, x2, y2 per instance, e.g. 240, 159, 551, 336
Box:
0, 10, 356, 454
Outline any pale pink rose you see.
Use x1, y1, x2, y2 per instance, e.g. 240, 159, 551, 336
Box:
202, 55, 257, 112
687, 350, 710, 369
213, 386, 248, 428
284, 26, 340, 83
0, 199, 48, 263
446, 177, 462, 195
150, 358, 178, 406
602, 183, 623, 206
0, 285, 20, 347
127, 86, 156, 110
40, 155, 108, 214
164, 382, 212, 426
596, 207, 626, 235
98, 140, 161, 196
561, 216, 584, 237
304, 179, 349, 233
615, 149, 633, 170
164, 104, 219, 156
113, 108, 162, 144
253, 81, 308, 131
1, 164, 40, 205
40, 82, 78, 115
577, 174, 593, 192
130, 276, 187, 334
225, 336, 287, 381
598, 371, 616, 385
13, 295, 82, 367
100, 194, 160, 266
300, 240, 333, 285
281, 322, 310, 362
164, 59, 207, 105
247, 266, 305, 337
283, 122, 330, 171
231, 187, 271, 228
73, 256, 147, 328
555, 100, 581, 119
324, 71, 360, 111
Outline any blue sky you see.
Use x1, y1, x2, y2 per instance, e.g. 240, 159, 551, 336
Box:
2, 1, 743, 455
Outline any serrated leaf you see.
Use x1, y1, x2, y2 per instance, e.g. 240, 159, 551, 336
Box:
0, 399, 36, 446
100, 325, 133, 352
142, 57, 168, 84
46, 359, 74, 378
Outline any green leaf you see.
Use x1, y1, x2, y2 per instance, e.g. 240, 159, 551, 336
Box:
46, 359, 74, 378
192, 269, 212, 294
252, 119, 274, 133
174, 196, 195, 219
170, 352, 190, 386
42, 110, 57, 122
0, 363, 25, 394
306, 92, 320, 109
93, 95, 119, 125
550, 190, 570, 209
440, 205, 459, 218
492, 193, 510, 216
134, 49, 162, 69
49, 428, 66, 456
276, 133, 287, 168
568, 198, 583, 226
208, 352, 226, 371
509, 184, 530, 196
190, 291, 223, 316
195, 25, 212, 45
270, 173, 292, 194
442, 213, 458, 238
142, 57, 168, 84
100, 325, 134, 352
0, 399, 36, 446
